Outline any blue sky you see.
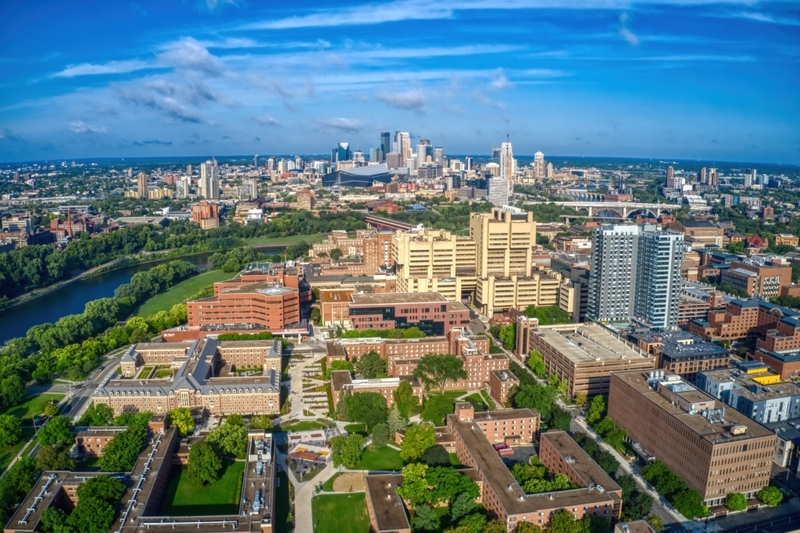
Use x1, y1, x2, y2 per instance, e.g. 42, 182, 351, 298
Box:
0, 0, 798, 164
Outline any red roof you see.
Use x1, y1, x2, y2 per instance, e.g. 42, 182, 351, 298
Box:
746, 235, 768, 248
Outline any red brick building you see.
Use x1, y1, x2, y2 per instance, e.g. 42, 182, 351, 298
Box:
348, 292, 470, 335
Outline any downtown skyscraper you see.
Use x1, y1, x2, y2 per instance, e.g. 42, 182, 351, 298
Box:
500, 138, 514, 193
199, 160, 219, 199
588, 224, 683, 330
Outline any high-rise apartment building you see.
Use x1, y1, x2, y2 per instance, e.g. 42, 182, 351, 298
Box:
199, 161, 219, 199
487, 176, 509, 206
745, 168, 756, 188
546, 162, 554, 179
708, 167, 719, 186
533, 151, 545, 179
634, 228, 684, 330
665, 166, 675, 188
176, 176, 190, 198
244, 179, 258, 200
698, 167, 707, 184
394, 131, 411, 161
499, 139, 514, 193
137, 172, 148, 199
588, 225, 683, 330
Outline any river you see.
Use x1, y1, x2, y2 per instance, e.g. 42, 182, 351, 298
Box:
0, 246, 285, 345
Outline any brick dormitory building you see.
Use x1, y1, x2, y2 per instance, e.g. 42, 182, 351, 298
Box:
608, 369, 776, 506
365, 403, 622, 532
328, 328, 519, 405
5, 417, 278, 533
92, 338, 282, 416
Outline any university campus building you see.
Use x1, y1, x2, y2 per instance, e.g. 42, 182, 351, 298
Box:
92, 338, 282, 417
365, 404, 622, 532
608, 370, 776, 505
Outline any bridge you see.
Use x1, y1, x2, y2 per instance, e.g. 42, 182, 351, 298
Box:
364, 214, 415, 232
527, 201, 676, 218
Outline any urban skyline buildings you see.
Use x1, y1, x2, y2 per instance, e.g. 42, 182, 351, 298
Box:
198, 160, 219, 199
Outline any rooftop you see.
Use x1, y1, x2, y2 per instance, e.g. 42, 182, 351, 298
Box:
533, 324, 649, 364
364, 475, 411, 532
612, 370, 774, 445
350, 292, 447, 305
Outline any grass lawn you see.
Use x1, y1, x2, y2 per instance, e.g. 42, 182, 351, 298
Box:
449, 453, 461, 466
76, 455, 102, 470
464, 392, 488, 412
137, 366, 154, 379
245, 233, 328, 247
274, 472, 292, 533
3, 393, 64, 421
344, 423, 366, 435
354, 445, 403, 471
321, 472, 342, 492
136, 269, 238, 317
312, 493, 370, 533
0, 428, 35, 474
281, 421, 326, 432
160, 461, 244, 516
154, 367, 173, 378
428, 389, 467, 401
480, 391, 497, 410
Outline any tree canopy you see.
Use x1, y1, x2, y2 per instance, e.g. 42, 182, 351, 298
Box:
400, 423, 436, 462
99, 425, 148, 472
413, 353, 467, 393
421, 394, 456, 425
187, 441, 222, 486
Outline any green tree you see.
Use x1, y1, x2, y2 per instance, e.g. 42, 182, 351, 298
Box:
459, 513, 487, 533
549, 406, 572, 431
512, 382, 557, 420
413, 353, 467, 393
400, 423, 436, 462
412, 504, 439, 532
0, 375, 25, 408
483, 519, 510, 533
420, 445, 451, 467
512, 523, 543, 533
371, 423, 389, 447
450, 492, 477, 522
397, 463, 430, 506
40, 508, 69, 533
586, 395, 606, 424
421, 394, 456, 425
725, 492, 747, 511
187, 441, 222, 485
574, 392, 588, 408
329, 248, 343, 260
36, 445, 75, 471
99, 425, 148, 472
528, 350, 547, 378
66, 497, 116, 533
672, 489, 708, 519
38, 416, 74, 447
387, 404, 407, 436
499, 324, 515, 350
393, 381, 419, 417
249, 414, 273, 430
581, 515, 611, 533
207, 420, 248, 457
757, 486, 783, 507
355, 351, 386, 378
427, 466, 480, 504
646, 514, 664, 532
0, 414, 22, 447
330, 433, 366, 468
546, 509, 583, 533
168, 407, 195, 436
326, 360, 354, 379
343, 392, 389, 429
76, 476, 125, 502
43, 402, 60, 417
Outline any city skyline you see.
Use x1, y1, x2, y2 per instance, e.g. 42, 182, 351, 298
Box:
0, 0, 798, 164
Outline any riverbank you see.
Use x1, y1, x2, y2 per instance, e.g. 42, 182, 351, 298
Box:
134, 269, 238, 317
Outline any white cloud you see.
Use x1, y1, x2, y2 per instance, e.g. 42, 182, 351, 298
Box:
315, 118, 365, 133
618, 13, 639, 45
69, 120, 108, 134
52, 59, 154, 78
491, 68, 510, 90
729, 11, 800, 26
253, 114, 280, 126
376, 89, 426, 113
158, 38, 224, 75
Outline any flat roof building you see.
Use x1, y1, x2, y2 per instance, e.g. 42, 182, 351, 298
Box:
527, 324, 656, 397
631, 330, 729, 381
608, 369, 776, 505
348, 292, 470, 336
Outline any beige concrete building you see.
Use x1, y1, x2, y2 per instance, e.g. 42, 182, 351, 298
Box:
391, 207, 563, 317
527, 324, 656, 397
608, 370, 776, 505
